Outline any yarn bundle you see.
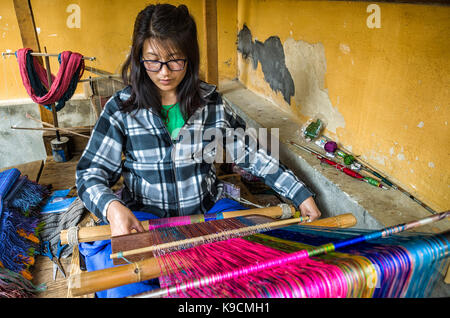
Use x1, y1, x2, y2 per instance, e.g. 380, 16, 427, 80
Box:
16, 48, 85, 111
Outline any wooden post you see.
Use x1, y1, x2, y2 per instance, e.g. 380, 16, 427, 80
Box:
12, 0, 54, 126
203, 0, 219, 87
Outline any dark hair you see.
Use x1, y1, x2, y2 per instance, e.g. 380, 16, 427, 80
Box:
120, 4, 204, 117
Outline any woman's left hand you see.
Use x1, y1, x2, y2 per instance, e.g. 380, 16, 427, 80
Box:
298, 196, 322, 222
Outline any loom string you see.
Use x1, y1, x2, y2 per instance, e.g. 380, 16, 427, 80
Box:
134, 210, 449, 298
155, 228, 447, 298
397, 233, 449, 297
268, 225, 449, 297
246, 231, 378, 298
112, 215, 309, 260
265, 225, 449, 298
147, 212, 224, 231
157, 238, 351, 298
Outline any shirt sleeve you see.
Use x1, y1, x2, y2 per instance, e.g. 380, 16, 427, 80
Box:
222, 96, 314, 208
76, 95, 126, 223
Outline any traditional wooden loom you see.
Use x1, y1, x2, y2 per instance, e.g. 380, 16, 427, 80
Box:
65, 205, 356, 296
64, 204, 449, 298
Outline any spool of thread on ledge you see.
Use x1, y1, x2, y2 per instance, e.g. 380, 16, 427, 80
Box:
324, 141, 337, 152
51, 136, 71, 162
323, 141, 337, 158
336, 150, 355, 165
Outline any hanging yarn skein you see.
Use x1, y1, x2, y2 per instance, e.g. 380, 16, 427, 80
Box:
16, 48, 85, 111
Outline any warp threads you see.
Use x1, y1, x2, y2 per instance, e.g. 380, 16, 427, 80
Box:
137, 212, 449, 298
152, 227, 449, 298
112, 215, 308, 262
147, 212, 225, 231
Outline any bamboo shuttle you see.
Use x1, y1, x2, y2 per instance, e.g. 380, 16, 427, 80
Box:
68, 213, 356, 297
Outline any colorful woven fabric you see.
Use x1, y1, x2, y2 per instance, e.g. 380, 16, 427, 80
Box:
0, 168, 48, 284
156, 225, 449, 298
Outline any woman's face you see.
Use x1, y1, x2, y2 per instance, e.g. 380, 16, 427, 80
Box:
142, 38, 187, 99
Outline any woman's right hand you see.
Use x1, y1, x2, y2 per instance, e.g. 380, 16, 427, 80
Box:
106, 200, 145, 237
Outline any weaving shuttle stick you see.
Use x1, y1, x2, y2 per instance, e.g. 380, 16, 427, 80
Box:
60, 205, 295, 245
68, 214, 356, 297
135, 211, 450, 298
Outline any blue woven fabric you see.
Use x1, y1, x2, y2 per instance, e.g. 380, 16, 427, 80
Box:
0, 168, 47, 275
0, 168, 21, 214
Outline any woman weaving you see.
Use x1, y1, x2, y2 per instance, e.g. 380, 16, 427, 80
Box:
76, 3, 321, 298
76, 3, 321, 238
76, 4, 322, 297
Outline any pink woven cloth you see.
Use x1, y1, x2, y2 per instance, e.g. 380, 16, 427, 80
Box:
16, 48, 84, 105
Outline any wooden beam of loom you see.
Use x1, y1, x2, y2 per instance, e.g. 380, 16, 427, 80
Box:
203, 0, 219, 86
68, 213, 357, 297
13, 0, 54, 126
60, 205, 296, 245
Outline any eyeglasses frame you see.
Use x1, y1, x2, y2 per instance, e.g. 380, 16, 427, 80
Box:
141, 58, 187, 72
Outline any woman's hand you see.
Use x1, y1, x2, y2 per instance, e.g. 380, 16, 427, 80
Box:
298, 196, 322, 222
106, 200, 145, 237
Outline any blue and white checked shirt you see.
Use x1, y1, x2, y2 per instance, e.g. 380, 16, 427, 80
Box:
76, 82, 314, 223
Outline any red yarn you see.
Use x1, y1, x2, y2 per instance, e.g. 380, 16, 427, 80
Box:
16, 48, 84, 106
319, 157, 363, 179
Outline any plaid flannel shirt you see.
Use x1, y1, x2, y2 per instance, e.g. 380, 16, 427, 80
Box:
76, 82, 314, 223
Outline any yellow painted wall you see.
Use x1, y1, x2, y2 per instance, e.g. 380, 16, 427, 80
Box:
0, 0, 237, 100
0, 0, 27, 100
236, 0, 449, 211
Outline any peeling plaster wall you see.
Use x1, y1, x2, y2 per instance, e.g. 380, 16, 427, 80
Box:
284, 38, 346, 134
236, 0, 450, 211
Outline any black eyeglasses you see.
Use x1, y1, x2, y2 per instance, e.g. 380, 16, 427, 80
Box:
141, 58, 187, 72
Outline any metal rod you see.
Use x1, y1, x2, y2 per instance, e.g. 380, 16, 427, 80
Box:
1, 51, 95, 61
